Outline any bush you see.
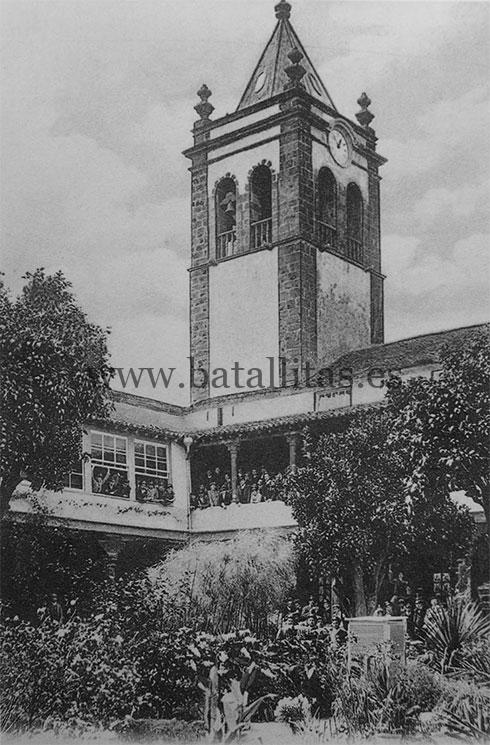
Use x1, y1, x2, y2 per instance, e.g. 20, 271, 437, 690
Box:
333, 658, 440, 737
0, 615, 140, 732
435, 678, 490, 739
148, 531, 295, 634
0, 591, 344, 733
112, 716, 206, 742
403, 661, 444, 712
274, 694, 310, 725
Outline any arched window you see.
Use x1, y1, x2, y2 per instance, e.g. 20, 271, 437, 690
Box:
346, 182, 363, 263
317, 167, 337, 249
249, 165, 272, 249
215, 176, 237, 259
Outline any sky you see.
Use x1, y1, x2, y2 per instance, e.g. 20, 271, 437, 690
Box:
2, 0, 489, 404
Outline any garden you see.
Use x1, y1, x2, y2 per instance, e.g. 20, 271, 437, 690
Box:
1, 531, 489, 744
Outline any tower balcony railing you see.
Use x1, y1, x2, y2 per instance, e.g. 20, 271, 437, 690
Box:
216, 229, 236, 259
251, 217, 272, 249
345, 236, 364, 264
317, 220, 337, 251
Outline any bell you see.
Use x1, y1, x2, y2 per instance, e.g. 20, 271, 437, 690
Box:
220, 191, 236, 209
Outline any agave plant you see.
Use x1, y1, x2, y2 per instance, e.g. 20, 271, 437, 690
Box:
423, 600, 490, 674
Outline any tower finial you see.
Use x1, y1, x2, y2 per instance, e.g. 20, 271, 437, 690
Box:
284, 47, 306, 88
275, 0, 291, 21
194, 84, 214, 122
355, 92, 375, 128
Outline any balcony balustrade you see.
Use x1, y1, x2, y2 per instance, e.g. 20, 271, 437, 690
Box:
346, 236, 364, 264
216, 229, 236, 259
250, 217, 272, 249
317, 221, 337, 251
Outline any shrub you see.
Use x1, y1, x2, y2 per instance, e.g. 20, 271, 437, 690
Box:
274, 694, 311, 725
333, 658, 435, 737
112, 716, 207, 742
148, 531, 295, 634
403, 661, 444, 712
0, 615, 140, 732
0, 599, 343, 733
435, 678, 490, 739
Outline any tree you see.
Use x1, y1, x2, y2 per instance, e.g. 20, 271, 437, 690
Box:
286, 412, 473, 616
0, 514, 107, 620
386, 328, 490, 547
0, 269, 113, 514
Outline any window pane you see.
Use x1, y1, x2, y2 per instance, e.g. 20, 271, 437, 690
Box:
103, 434, 114, 451
146, 444, 156, 458
71, 474, 83, 490
92, 465, 130, 499
91, 433, 102, 447
135, 442, 144, 455
91, 443, 102, 460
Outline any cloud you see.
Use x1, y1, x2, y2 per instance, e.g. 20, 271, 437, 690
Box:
383, 85, 489, 183
384, 232, 489, 341
412, 179, 490, 226
384, 232, 489, 296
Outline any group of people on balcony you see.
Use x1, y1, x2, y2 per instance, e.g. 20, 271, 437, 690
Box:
91, 467, 174, 505
92, 467, 131, 499
190, 465, 289, 510
135, 477, 174, 506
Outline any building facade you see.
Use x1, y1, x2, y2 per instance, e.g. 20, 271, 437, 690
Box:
11, 1, 487, 575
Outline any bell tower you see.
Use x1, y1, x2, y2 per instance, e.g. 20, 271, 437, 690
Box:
184, 0, 386, 403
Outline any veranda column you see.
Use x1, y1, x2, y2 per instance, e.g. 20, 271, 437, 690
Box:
286, 433, 298, 472
227, 442, 239, 502
98, 536, 125, 580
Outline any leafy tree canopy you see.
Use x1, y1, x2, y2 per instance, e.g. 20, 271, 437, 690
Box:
0, 269, 113, 513
286, 410, 473, 615
386, 328, 490, 529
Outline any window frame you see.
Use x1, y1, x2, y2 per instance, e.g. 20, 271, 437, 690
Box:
64, 459, 84, 491
249, 164, 272, 249
89, 430, 130, 499
134, 439, 169, 482
346, 182, 364, 241
317, 167, 337, 229
215, 176, 237, 259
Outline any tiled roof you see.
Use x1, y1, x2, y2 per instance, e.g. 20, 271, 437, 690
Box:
110, 389, 186, 416
88, 417, 183, 443
237, 3, 335, 112
187, 402, 383, 444
316, 323, 489, 381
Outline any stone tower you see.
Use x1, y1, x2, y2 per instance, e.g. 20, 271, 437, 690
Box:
184, 0, 386, 403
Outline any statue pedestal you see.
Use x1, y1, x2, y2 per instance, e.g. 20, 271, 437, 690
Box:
347, 616, 406, 679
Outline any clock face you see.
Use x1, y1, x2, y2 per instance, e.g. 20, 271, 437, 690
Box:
329, 129, 350, 167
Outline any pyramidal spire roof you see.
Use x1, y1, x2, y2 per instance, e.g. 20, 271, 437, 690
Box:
237, 0, 336, 112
